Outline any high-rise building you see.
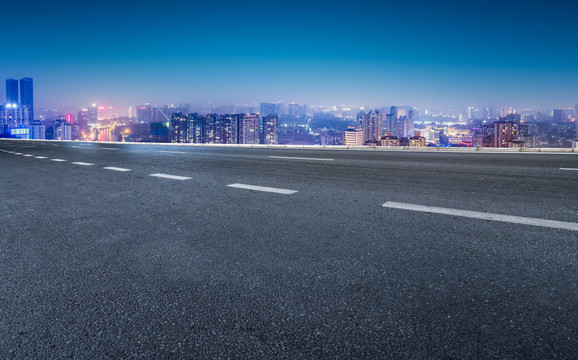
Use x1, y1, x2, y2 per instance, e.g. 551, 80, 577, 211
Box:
88, 104, 98, 124
53, 118, 72, 141
238, 114, 260, 144
5, 79, 18, 105
262, 114, 278, 145
19, 77, 33, 120
356, 110, 382, 143
169, 112, 190, 143
222, 114, 238, 144
0, 104, 31, 129
77, 108, 89, 130
189, 113, 206, 143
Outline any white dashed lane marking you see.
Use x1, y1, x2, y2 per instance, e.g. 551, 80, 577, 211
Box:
560, 168, 578, 171
50, 159, 67, 162
35, 156, 47, 159
72, 162, 95, 166
149, 173, 192, 180
382, 201, 578, 232
103, 167, 132, 172
22, 154, 33, 157
269, 156, 335, 161
159, 150, 187, 154
102, 147, 119, 150
227, 183, 298, 195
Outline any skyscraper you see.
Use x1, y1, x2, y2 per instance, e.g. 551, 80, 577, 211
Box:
19, 78, 33, 120
169, 113, 190, 143
262, 115, 278, 145
238, 114, 260, 144
5, 79, 18, 104
88, 104, 98, 124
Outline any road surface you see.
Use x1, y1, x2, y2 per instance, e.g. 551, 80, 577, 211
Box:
1, 140, 577, 358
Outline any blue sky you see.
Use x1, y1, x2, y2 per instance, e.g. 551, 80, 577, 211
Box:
1, 0, 577, 110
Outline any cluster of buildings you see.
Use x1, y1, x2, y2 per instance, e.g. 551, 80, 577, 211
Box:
2, 77, 576, 148
343, 108, 425, 147
163, 113, 278, 145
344, 107, 577, 148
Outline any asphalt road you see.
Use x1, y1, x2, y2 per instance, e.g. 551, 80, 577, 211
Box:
1, 139, 577, 359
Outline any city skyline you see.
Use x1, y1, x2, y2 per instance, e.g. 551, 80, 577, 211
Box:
1, 0, 577, 110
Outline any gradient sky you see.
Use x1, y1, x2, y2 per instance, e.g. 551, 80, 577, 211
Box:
1, 0, 577, 110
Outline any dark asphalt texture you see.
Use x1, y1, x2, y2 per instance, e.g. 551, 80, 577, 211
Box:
1, 140, 577, 359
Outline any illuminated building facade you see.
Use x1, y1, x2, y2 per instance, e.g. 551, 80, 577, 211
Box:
343, 127, 364, 146
238, 114, 260, 144
262, 114, 278, 145
408, 131, 427, 147
169, 113, 190, 143
380, 132, 400, 146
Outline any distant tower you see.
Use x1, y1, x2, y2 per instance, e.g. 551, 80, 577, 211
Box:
6, 79, 18, 104
20, 78, 33, 120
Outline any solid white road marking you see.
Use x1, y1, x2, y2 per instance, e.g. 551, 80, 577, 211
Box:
560, 168, 578, 171
103, 167, 131, 172
149, 173, 192, 180
227, 183, 298, 195
102, 147, 119, 150
269, 156, 335, 161
382, 201, 578, 232
35, 156, 47, 159
159, 150, 187, 154
72, 162, 95, 166
50, 159, 67, 162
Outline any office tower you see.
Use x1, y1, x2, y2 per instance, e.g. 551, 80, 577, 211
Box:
343, 126, 364, 146
169, 113, 190, 143
5, 79, 18, 104
137, 104, 155, 123
19, 78, 33, 120
385, 112, 396, 133
262, 114, 278, 145
238, 114, 260, 144
77, 108, 89, 130
88, 104, 98, 124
